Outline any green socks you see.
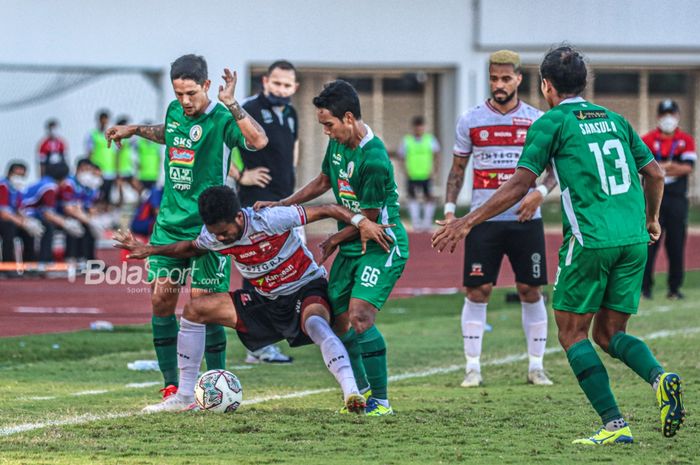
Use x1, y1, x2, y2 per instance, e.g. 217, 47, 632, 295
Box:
567, 339, 621, 424
608, 331, 664, 385
204, 324, 227, 370
358, 325, 388, 400
152, 315, 179, 387
340, 328, 370, 392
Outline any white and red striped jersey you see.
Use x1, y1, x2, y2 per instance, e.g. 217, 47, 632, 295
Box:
193, 206, 326, 298
453, 100, 543, 221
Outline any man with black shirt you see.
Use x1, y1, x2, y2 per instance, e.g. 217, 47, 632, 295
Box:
231, 60, 301, 363
641, 100, 697, 299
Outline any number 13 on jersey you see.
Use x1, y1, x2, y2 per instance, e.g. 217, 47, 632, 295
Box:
588, 139, 631, 196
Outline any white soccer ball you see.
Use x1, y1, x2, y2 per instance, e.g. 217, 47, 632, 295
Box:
194, 369, 243, 413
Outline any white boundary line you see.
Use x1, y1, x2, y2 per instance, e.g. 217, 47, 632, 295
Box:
1, 326, 698, 437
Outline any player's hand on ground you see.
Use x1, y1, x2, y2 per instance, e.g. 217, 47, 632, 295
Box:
432, 217, 472, 253
318, 234, 340, 265
253, 200, 282, 211
358, 220, 394, 254
104, 125, 134, 149
647, 220, 661, 244
113, 229, 151, 259
240, 167, 272, 188
516, 190, 544, 222
218, 68, 238, 106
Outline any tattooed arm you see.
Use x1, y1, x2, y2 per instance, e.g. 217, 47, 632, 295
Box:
444, 154, 470, 221
218, 68, 268, 150
105, 124, 164, 148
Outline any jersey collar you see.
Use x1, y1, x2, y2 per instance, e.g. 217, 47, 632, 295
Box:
359, 124, 374, 149
559, 96, 586, 105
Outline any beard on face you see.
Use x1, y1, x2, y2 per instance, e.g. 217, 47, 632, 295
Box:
491, 89, 515, 104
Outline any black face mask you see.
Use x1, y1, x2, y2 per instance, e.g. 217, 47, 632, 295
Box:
265, 93, 291, 106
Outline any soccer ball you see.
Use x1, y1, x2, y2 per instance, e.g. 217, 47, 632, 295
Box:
194, 369, 243, 413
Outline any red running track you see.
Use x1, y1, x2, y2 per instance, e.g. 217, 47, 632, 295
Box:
1, 230, 698, 337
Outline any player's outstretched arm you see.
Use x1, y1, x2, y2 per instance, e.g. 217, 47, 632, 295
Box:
640, 160, 665, 244
304, 204, 394, 254
254, 173, 331, 210
432, 167, 536, 253
105, 124, 165, 149
112, 229, 202, 259
218, 68, 268, 150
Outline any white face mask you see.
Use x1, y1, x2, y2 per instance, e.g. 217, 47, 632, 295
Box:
77, 172, 103, 190
658, 114, 679, 134
8, 175, 27, 191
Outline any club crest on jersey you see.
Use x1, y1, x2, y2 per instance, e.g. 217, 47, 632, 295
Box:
261, 109, 274, 124
338, 179, 357, 200
479, 130, 489, 140
189, 125, 202, 142
470, 263, 484, 277
169, 147, 195, 166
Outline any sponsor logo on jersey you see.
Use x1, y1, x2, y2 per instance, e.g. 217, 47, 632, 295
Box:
470, 263, 484, 277
338, 168, 350, 180
169, 166, 193, 191
338, 179, 357, 200
189, 125, 202, 142
515, 128, 528, 143
166, 121, 180, 133
512, 117, 532, 126
240, 292, 252, 305
332, 153, 342, 165
261, 109, 274, 124
574, 110, 608, 120
494, 130, 512, 137
169, 147, 195, 166
473, 168, 515, 189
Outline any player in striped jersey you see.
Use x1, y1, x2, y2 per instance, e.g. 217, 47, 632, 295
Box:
114, 185, 393, 414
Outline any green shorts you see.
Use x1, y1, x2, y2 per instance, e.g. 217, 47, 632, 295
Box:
553, 237, 647, 314
147, 251, 231, 293
327, 251, 406, 315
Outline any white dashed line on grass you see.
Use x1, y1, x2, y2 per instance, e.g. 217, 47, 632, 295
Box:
2, 326, 698, 437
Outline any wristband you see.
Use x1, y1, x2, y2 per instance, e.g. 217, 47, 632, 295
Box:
350, 214, 366, 228
444, 202, 456, 215
536, 185, 549, 197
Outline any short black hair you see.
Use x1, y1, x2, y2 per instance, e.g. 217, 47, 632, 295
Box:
76, 158, 95, 170
540, 44, 587, 96
46, 119, 58, 130
46, 161, 69, 181
7, 161, 27, 176
312, 80, 361, 120
97, 109, 110, 120
116, 115, 129, 126
412, 115, 425, 127
198, 186, 241, 226
171, 54, 208, 85
267, 60, 297, 76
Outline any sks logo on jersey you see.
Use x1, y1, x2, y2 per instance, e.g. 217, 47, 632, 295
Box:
470, 263, 484, 277
169, 147, 195, 166
512, 117, 532, 126
189, 125, 203, 142
574, 110, 608, 120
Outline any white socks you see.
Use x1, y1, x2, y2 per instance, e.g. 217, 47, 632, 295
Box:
423, 201, 436, 230
461, 298, 487, 373
176, 317, 206, 401
521, 297, 548, 371
304, 315, 359, 399
408, 200, 421, 230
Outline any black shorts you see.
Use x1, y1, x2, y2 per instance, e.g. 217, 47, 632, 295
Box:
463, 219, 547, 287
407, 180, 432, 199
230, 277, 331, 351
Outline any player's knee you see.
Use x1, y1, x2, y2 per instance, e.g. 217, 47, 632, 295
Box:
516, 284, 540, 302
466, 285, 491, 303
183, 301, 206, 324
332, 313, 351, 336
151, 295, 175, 317
592, 327, 615, 352
350, 311, 374, 334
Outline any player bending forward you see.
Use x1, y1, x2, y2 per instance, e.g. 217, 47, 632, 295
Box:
433, 45, 684, 444
115, 185, 394, 413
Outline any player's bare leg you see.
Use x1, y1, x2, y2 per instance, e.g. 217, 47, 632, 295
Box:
461, 284, 491, 387
516, 283, 552, 385
301, 304, 364, 413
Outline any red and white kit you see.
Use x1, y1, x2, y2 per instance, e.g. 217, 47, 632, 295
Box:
453, 100, 543, 221
193, 206, 325, 297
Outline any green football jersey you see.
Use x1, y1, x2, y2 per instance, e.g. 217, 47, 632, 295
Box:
518, 97, 654, 248
321, 125, 409, 258
151, 100, 247, 244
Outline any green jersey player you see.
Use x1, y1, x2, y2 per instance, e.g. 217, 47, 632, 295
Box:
256, 80, 409, 415
105, 54, 268, 398
432, 45, 684, 444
